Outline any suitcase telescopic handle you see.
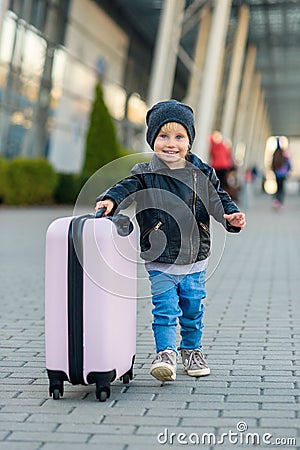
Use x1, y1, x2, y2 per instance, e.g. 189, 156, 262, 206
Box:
95, 207, 107, 218
94, 207, 133, 236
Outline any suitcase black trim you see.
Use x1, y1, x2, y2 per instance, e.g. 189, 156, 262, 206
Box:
67, 215, 90, 385
47, 369, 68, 397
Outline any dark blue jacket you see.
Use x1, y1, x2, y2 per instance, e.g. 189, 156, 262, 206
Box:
97, 153, 240, 264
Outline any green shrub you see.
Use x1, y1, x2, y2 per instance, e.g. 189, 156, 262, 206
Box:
1, 158, 58, 205
82, 81, 123, 178
0, 157, 8, 203
53, 173, 86, 204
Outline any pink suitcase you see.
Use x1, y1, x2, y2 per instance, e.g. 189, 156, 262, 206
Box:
45, 209, 137, 401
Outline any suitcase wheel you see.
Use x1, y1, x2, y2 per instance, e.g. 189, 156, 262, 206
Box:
96, 385, 111, 402
121, 374, 130, 384
121, 364, 134, 384
47, 369, 68, 400
49, 379, 64, 400
99, 390, 108, 402
52, 388, 61, 400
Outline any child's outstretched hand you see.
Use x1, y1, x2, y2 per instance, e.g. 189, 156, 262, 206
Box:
223, 212, 246, 230
95, 199, 115, 216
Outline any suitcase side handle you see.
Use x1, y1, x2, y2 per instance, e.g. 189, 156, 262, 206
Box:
111, 214, 134, 237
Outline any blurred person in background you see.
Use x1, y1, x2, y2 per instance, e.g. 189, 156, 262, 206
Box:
271, 137, 291, 210
209, 131, 238, 200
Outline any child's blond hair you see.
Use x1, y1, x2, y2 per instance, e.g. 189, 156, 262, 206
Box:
160, 122, 187, 133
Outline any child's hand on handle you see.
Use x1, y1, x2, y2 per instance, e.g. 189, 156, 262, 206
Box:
223, 212, 246, 230
95, 199, 115, 216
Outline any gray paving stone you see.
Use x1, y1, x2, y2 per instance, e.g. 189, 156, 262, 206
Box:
112, 399, 188, 409
226, 395, 296, 403
145, 408, 221, 418
1, 196, 300, 448
0, 443, 42, 450
102, 415, 180, 426
68, 405, 147, 416
229, 381, 294, 388
262, 403, 300, 411
134, 425, 217, 436
56, 423, 137, 435
222, 409, 296, 418
180, 417, 258, 428
0, 431, 9, 440
263, 388, 300, 396
127, 381, 197, 391
193, 386, 260, 395
88, 433, 166, 445
42, 445, 125, 450
259, 418, 300, 428
6, 431, 90, 443
0, 413, 29, 422
0, 422, 58, 432
262, 375, 298, 382
27, 414, 104, 425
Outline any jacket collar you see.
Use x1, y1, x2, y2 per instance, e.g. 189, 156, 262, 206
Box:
149, 154, 170, 172
186, 152, 206, 170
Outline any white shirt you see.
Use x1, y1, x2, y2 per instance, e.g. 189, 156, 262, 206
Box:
145, 258, 208, 275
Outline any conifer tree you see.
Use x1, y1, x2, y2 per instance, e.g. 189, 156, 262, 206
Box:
82, 81, 121, 177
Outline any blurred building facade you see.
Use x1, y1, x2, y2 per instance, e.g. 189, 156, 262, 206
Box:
0, 0, 147, 173
0, 0, 299, 178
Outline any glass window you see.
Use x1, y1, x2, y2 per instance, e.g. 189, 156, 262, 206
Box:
103, 82, 126, 121
0, 14, 17, 64
127, 93, 147, 125
31, 0, 47, 30
9, 0, 23, 17
22, 29, 46, 76
9, 0, 69, 45
52, 48, 66, 87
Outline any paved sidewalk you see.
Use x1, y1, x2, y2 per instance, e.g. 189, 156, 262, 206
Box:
0, 191, 299, 450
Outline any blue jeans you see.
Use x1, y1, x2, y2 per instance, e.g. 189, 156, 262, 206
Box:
147, 270, 206, 353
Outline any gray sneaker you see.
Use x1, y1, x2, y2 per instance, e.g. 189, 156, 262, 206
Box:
181, 349, 210, 377
150, 350, 177, 381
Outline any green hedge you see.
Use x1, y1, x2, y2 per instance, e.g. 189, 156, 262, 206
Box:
53, 173, 87, 204
0, 157, 8, 203
0, 157, 58, 205
0, 149, 145, 206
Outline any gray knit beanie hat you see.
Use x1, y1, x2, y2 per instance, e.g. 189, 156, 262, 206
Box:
146, 99, 195, 150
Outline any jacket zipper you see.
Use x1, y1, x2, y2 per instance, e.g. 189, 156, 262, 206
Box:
142, 221, 163, 239
189, 171, 197, 264
199, 222, 210, 233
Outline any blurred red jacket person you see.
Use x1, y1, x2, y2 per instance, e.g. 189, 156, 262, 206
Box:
209, 131, 233, 171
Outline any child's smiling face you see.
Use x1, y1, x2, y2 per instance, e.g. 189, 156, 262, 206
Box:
153, 122, 189, 168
